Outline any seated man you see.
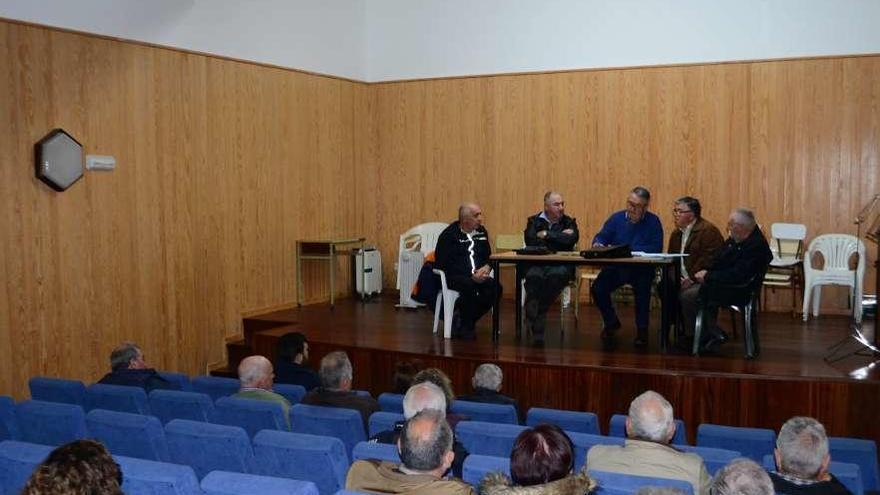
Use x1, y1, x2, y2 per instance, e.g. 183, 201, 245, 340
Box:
689, 208, 773, 352
667, 196, 724, 345
435, 202, 500, 340
523, 191, 579, 343
769, 416, 852, 495
712, 458, 774, 495
97, 342, 178, 392
587, 390, 711, 495
457, 363, 521, 423
273, 332, 320, 391
301, 351, 379, 431
232, 355, 291, 429
347, 409, 474, 494
592, 186, 664, 347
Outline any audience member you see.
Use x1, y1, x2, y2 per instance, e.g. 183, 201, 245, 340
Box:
711, 458, 774, 495
412, 368, 468, 428
587, 390, 710, 495
22, 439, 123, 495
458, 363, 521, 423
769, 416, 851, 495
391, 360, 422, 395
97, 342, 178, 392
480, 424, 596, 495
301, 350, 379, 430
232, 355, 291, 429
347, 409, 474, 494
274, 332, 320, 391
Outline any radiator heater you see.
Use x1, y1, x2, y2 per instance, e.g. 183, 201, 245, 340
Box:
396, 250, 426, 308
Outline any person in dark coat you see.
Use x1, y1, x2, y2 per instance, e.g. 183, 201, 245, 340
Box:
301, 351, 379, 431
97, 342, 178, 392
274, 332, 320, 391
768, 417, 852, 495
458, 363, 522, 423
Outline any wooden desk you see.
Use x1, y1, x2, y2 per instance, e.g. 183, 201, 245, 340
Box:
296, 238, 366, 308
489, 251, 678, 349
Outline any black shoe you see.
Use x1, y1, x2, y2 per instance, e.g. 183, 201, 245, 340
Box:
531, 335, 545, 347
700, 330, 729, 353
603, 319, 622, 333
633, 328, 649, 348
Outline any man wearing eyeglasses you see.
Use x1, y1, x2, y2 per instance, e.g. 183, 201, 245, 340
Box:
667, 197, 724, 347
592, 186, 664, 348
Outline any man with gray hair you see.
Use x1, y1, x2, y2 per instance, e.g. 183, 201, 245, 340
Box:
301, 351, 379, 430
768, 417, 851, 495
232, 355, 291, 429
711, 458, 774, 495
97, 342, 178, 392
587, 390, 711, 495
458, 363, 521, 422
347, 409, 474, 494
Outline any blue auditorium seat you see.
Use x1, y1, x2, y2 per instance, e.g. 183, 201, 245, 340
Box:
201, 470, 319, 495
115, 454, 202, 495
191, 376, 240, 401
290, 404, 365, 460
15, 400, 88, 446
451, 400, 519, 424
590, 469, 694, 494
253, 430, 349, 495
86, 409, 169, 461
211, 396, 288, 438
368, 411, 403, 437
0, 396, 19, 441
165, 419, 255, 479
462, 454, 510, 487
377, 393, 404, 414
674, 444, 740, 475
0, 440, 53, 494
526, 407, 600, 435
455, 421, 527, 457
274, 383, 307, 405
696, 423, 775, 462
158, 372, 193, 392
149, 390, 215, 424
762, 454, 865, 495
28, 376, 87, 407
608, 414, 688, 445
86, 383, 150, 414
830, 436, 878, 491
352, 441, 400, 463
334, 492, 370, 495
353, 390, 372, 398
568, 431, 625, 470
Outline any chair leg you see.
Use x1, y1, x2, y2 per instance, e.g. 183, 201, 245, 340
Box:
743, 301, 756, 359
802, 282, 811, 322
442, 295, 457, 339
693, 307, 704, 356
432, 294, 442, 334
729, 309, 738, 339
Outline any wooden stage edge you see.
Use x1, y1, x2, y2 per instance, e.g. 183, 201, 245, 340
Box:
230, 294, 880, 445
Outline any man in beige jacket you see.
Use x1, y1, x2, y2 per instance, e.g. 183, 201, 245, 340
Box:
346, 409, 474, 494
586, 390, 711, 495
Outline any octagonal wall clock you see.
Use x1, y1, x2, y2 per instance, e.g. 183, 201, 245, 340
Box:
35, 128, 84, 192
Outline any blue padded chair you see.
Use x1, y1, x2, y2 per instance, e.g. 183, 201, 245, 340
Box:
0, 396, 19, 441
674, 444, 740, 475
334, 492, 370, 495
761, 454, 865, 495
290, 404, 365, 460
696, 423, 775, 462
28, 376, 87, 407
191, 376, 240, 401
211, 396, 288, 438
149, 390, 215, 424
609, 414, 688, 445
353, 390, 372, 398
201, 470, 319, 495
16, 400, 88, 446
352, 441, 400, 463
274, 383, 307, 405
158, 372, 192, 392
830, 436, 878, 491
368, 411, 404, 438
451, 400, 519, 424
86, 383, 150, 414
462, 454, 510, 487
86, 409, 169, 461
165, 419, 255, 479
377, 393, 404, 414
455, 421, 527, 457
526, 408, 600, 435
115, 454, 202, 495
590, 469, 694, 495
253, 430, 349, 495
568, 432, 625, 470
0, 440, 53, 495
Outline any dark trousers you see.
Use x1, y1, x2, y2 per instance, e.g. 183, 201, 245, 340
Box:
592, 266, 654, 331
524, 265, 572, 336
447, 278, 501, 334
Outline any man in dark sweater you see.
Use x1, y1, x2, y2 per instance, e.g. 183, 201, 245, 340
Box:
97, 342, 178, 392
457, 363, 521, 423
768, 416, 852, 495
274, 332, 320, 391
301, 351, 379, 431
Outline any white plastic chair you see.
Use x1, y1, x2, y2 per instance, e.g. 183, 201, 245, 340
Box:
432, 268, 460, 339
802, 234, 866, 323
763, 223, 807, 317
396, 222, 448, 308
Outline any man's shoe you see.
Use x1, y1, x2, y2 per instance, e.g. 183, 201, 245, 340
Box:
633, 328, 649, 348
700, 330, 729, 353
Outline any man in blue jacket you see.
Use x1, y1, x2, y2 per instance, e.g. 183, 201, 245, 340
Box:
592, 186, 663, 348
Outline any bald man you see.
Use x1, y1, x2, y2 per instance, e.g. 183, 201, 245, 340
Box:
435, 203, 501, 340
232, 355, 291, 429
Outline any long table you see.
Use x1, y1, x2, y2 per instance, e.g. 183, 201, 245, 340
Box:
489, 251, 678, 349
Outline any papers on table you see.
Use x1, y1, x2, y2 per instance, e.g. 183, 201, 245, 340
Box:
631, 252, 689, 259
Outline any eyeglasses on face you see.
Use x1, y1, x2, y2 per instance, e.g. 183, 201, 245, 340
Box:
627, 200, 647, 209
672, 208, 693, 215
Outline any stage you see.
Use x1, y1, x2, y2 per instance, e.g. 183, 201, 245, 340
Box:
220, 294, 880, 445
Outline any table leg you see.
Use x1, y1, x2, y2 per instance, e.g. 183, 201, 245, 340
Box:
515, 263, 524, 341
491, 260, 501, 342
659, 264, 670, 351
